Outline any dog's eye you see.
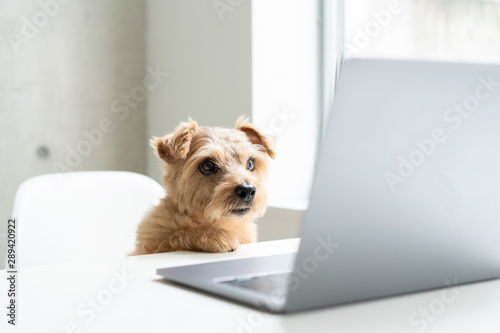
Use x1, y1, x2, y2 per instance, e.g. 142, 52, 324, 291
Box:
247, 158, 255, 171
199, 159, 218, 175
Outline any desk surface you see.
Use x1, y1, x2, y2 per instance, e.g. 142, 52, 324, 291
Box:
1, 238, 500, 333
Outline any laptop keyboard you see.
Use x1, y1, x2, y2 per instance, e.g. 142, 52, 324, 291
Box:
218, 271, 292, 298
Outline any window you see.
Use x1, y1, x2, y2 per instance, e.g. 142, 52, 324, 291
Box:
343, 0, 500, 62
252, 0, 322, 210
252, 0, 500, 210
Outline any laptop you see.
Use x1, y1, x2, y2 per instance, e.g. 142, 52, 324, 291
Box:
157, 58, 500, 313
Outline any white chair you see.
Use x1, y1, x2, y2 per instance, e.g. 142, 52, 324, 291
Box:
9, 171, 165, 268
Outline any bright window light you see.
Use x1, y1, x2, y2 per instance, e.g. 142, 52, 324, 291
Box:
252, 0, 321, 211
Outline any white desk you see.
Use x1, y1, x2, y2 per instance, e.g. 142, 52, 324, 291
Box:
1, 238, 500, 333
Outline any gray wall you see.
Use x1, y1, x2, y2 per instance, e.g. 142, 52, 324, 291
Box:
146, 0, 252, 182
0, 0, 147, 262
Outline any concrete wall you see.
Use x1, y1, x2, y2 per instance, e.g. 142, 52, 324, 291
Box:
0, 0, 147, 265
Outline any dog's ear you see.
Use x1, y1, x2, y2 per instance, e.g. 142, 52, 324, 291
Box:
236, 115, 276, 159
151, 118, 199, 163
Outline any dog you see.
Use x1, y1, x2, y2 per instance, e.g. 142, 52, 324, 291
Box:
131, 116, 276, 255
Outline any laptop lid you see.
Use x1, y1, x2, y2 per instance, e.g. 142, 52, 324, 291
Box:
285, 58, 500, 312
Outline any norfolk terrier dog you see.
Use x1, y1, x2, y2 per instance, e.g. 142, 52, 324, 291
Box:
131, 116, 275, 255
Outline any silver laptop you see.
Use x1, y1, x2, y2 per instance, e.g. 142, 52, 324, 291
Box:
157, 58, 500, 313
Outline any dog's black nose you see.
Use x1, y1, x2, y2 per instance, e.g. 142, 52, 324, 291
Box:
235, 184, 256, 202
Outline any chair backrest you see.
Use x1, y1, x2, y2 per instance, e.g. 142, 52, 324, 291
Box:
10, 171, 165, 268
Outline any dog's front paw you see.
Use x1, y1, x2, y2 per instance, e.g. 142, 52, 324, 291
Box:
199, 229, 240, 253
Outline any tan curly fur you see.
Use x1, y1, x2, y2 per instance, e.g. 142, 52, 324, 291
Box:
131, 116, 276, 254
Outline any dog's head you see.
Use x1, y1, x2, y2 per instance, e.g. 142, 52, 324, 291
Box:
151, 116, 276, 222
